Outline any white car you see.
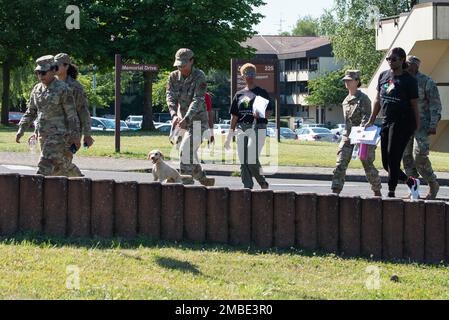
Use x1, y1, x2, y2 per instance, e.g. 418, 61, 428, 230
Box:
331, 124, 346, 135
301, 123, 323, 129
214, 124, 231, 135
125, 115, 143, 126
296, 127, 338, 142
91, 117, 130, 132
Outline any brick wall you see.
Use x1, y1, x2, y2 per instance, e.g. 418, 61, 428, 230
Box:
0, 173, 447, 264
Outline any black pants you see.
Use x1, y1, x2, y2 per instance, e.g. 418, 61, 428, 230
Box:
381, 122, 414, 191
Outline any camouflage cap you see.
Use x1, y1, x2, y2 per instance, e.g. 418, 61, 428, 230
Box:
54, 53, 71, 65
173, 48, 194, 67
342, 69, 361, 81
34, 55, 55, 72
406, 55, 421, 68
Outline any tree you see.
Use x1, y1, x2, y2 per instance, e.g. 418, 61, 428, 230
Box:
290, 15, 320, 37
92, 0, 265, 129
0, 0, 115, 125
305, 69, 347, 107
319, 0, 414, 83
1, 0, 266, 129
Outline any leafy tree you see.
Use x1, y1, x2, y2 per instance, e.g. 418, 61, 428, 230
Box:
319, 0, 413, 83
152, 71, 171, 112
305, 69, 347, 106
1, 0, 265, 129
290, 15, 320, 37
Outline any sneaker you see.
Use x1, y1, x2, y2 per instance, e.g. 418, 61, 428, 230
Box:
388, 191, 396, 198
260, 182, 269, 190
406, 177, 420, 201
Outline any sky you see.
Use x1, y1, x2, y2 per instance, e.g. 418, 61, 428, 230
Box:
253, 0, 335, 35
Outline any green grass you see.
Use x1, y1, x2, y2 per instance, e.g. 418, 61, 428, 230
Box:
1, 237, 448, 300
2, 125, 449, 171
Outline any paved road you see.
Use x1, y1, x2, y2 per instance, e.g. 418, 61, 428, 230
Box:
1, 164, 448, 200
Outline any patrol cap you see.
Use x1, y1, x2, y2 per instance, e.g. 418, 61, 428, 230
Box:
342, 69, 361, 81
34, 55, 55, 72
173, 48, 194, 67
406, 55, 421, 68
54, 53, 71, 65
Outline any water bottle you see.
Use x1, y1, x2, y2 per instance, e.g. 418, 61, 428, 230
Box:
352, 144, 359, 160
28, 135, 37, 154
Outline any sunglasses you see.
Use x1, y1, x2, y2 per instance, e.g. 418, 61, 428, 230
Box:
35, 70, 48, 76
243, 71, 256, 78
386, 56, 399, 62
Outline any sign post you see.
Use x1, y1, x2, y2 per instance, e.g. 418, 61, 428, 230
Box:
231, 59, 281, 142
115, 54, 122, 153
114, 55, 159, 153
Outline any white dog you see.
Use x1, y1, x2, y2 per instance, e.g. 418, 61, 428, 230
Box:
148, 149, 194, 184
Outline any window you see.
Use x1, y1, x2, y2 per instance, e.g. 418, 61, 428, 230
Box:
309, 58, 319, 71
299, 81, 308, 94
299, 58, 308, 70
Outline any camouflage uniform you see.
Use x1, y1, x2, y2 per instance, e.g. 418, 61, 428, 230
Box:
332, 72, 382, 193
55, 53, 92, 177
402, 71, 442, 184
166, 49, 212, 185
18, 56, 80, 176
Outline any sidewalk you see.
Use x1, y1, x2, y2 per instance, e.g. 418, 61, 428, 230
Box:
1, 151, 449, 185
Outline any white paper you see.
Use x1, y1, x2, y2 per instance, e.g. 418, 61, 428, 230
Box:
253, 96, 269, 118
349, 126, 380, 145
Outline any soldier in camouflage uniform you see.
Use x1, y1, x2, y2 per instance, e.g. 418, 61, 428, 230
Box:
403, 56, 442, 199
16, 55, 81, 176
166, 48, 215, 186
331, 70, 382, 196
54, 53, 94, 177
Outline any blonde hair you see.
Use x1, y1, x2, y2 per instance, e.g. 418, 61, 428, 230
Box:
240, 63, 256, 76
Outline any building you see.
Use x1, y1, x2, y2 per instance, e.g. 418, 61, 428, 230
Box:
364, 0, 449, 152
241, 36, 343, 124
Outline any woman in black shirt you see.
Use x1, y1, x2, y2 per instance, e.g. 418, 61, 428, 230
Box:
366, 47, 421, 198
225, 63, 273, 189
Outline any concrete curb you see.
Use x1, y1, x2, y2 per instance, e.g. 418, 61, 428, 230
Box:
134, 168, 449, 187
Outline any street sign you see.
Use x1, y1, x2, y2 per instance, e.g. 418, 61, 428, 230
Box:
122, 64, 159, 72
114, 55, 159, 153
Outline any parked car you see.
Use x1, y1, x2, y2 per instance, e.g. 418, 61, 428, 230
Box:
296, 127, 338, 142
127, 122, 141, 131
8, 112, 24, 125
155, 123, 172, 134
214, 124, 231, 135
267, 127, 297, 140
300, 123, 323, 129
331, 124, 346, 136
91, 117, 130, 132
125, 115, 143, 126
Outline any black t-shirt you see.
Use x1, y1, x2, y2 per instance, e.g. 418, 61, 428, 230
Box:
377, 70, 418, 125
229, 87, 273, 124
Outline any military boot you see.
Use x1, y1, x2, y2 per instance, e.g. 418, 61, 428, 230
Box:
426, 181, 440, 200
331, 188, 341, 195
199, 177, 215, 187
